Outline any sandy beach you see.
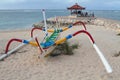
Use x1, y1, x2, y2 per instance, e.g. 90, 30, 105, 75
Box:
0, 21, 120, 80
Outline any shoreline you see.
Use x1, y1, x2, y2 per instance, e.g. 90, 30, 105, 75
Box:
0, 27, 33, 33
0, 16, 120, 32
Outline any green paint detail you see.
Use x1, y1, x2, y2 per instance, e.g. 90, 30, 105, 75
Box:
45, 30, 59, 43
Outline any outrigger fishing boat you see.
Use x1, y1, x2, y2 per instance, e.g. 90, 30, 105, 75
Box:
0, 10, 112, 73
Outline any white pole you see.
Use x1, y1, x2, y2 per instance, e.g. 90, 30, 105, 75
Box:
0, 35, 37, 61
93, 44, 112, 73
0, 43, 26, 60
42, 9, 48, 35
55, 16, 58, 28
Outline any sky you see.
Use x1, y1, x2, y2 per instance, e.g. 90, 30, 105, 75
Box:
0, 0, 120, 10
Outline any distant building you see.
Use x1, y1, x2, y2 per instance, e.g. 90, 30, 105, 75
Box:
67, 3, 85, 16
67, 3, 94, 17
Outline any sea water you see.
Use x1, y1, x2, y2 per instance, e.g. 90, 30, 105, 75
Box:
0, 9, 69, 30
0, 9, 120, 30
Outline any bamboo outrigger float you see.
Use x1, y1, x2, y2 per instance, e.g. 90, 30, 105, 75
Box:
0, 10, 112, 73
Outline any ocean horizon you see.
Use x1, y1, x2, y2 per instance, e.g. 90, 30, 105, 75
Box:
0, 9, 120, 30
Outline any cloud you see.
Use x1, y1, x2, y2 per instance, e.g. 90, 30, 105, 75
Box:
105, 1, 120, 5
0, 0, 27, 4
79, 0, 120, 10
0, 0, 120, 9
